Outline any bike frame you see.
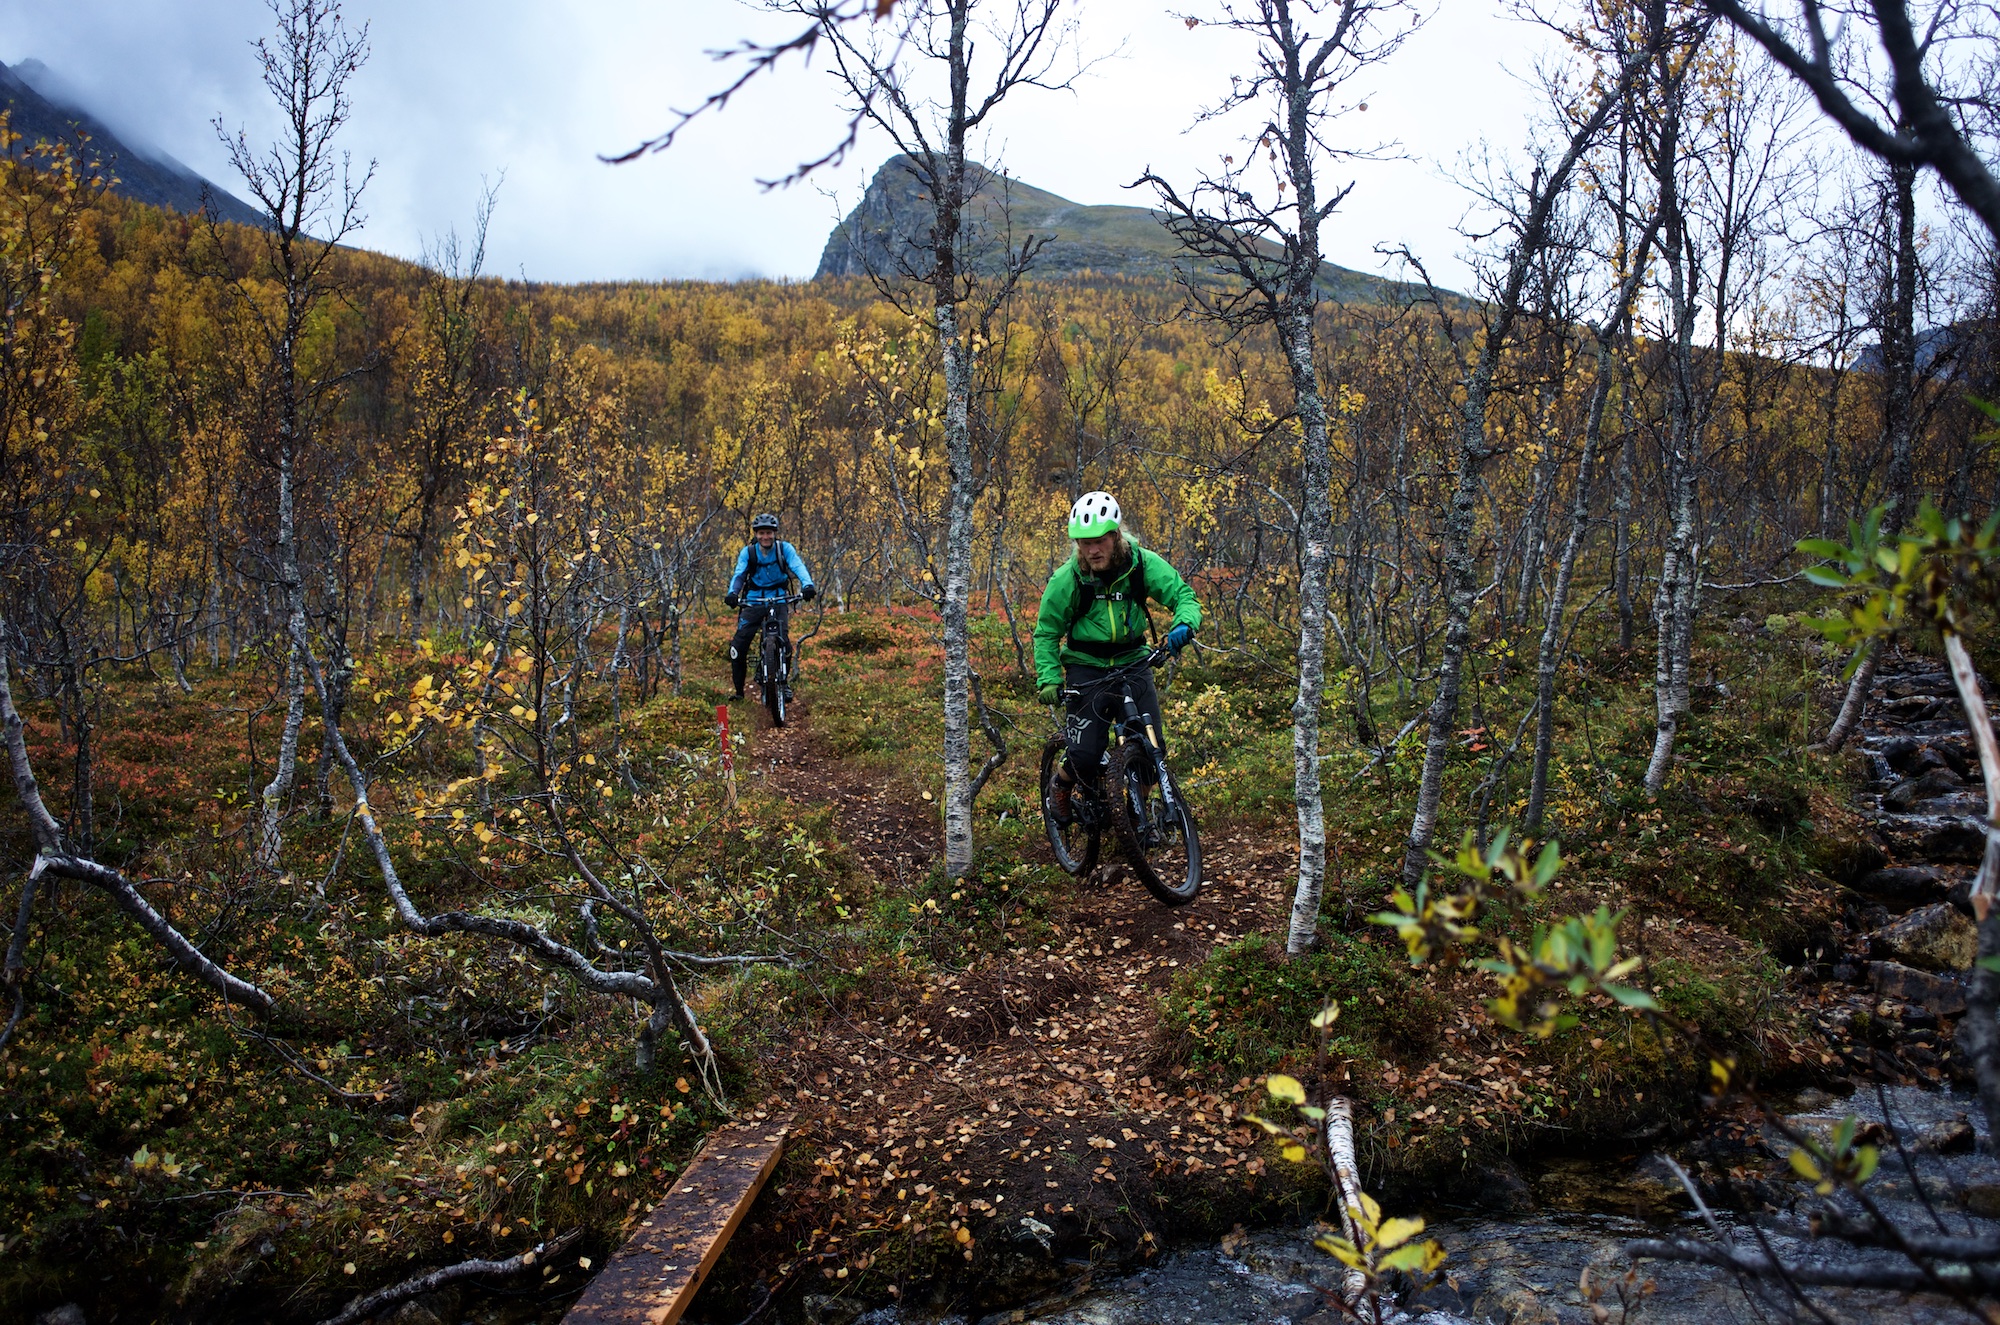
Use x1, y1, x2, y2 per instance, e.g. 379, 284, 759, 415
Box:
1065, 649, 1185, 830
751, 594, 800, 688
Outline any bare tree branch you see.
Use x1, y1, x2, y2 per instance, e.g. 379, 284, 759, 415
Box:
317, 1230, 581, 1325
0, 633, 274, 1016
1704, 0, 2000, 240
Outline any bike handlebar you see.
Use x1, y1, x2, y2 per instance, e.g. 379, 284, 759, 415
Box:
1059, 646, 1174, 700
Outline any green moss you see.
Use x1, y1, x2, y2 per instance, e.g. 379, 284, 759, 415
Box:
1650, 954, 1783, 1042
1160, 934, 1445, 1075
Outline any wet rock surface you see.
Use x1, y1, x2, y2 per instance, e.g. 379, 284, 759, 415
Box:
863, 1088, 1995, 1324
1871, 901, 1978, 971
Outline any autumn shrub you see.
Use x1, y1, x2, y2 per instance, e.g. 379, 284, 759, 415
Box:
823, 621, 897, 654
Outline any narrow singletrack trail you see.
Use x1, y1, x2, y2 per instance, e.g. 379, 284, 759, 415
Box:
715, 692, 1336, 1304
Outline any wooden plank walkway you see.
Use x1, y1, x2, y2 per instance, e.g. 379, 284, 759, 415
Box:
564, 1116, 790, 1325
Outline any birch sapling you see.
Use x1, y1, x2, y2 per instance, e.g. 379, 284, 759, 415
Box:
1525, 206, 1662, 837
1820, 156, 1921, 752
215, 0, 375, 867
1402, 38, 1665, 885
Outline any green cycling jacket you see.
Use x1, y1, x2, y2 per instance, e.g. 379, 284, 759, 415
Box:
1032, 537, 1202, 687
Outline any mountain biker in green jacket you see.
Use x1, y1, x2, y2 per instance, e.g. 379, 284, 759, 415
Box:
1034, 491, 1201, 822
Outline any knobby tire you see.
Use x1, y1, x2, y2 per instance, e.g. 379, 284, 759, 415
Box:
1105, 741, 1201, 907
1040, 736, 1098, 877
760, 622, 787, 729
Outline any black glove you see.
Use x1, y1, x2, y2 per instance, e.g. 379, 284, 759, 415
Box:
724, 591, 740, 608
801, 584, 818, 602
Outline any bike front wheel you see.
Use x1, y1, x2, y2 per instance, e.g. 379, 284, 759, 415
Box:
1040, 736, 1098, 877
765, 668, 786, 727
763, 637, 787, 727
1105, 741, 1201, 907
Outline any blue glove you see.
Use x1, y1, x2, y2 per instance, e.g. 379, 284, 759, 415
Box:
1166, 623, 1195, 654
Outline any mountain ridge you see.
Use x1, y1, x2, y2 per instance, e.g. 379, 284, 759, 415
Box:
817, 154, 1439, 304
0, 57, 265, 229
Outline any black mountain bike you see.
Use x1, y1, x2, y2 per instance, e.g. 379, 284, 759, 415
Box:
752, 594, 804, 728
1039, 648, 1202, 907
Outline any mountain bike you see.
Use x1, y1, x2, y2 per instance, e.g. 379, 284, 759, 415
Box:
751, 594, 804, 728
1039, 647, 1202, 907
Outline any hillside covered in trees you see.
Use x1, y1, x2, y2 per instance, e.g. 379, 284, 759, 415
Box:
7, 0, 2000, 1322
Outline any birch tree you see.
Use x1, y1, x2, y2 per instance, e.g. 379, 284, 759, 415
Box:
1817, 155, 1924, 749
1142, 0, 1418, 955
1642, 20, 1806, 793
782, 0, 1078, 878
214, 0, 374, 867
1703, 0, 2000, 240
1399, 19, 1675, 886
1524, 95, 1666, 835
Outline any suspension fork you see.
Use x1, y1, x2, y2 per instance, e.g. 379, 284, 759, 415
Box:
1119, 686, 1182, 819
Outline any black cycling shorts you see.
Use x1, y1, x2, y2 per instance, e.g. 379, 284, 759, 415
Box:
1062, 662, 1164, 780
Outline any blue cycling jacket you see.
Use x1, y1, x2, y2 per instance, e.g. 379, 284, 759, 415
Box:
728, 540, 815, 603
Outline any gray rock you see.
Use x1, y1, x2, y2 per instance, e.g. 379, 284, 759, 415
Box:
804, 1294, 864, 1325
35, 1308, 85, 1325
1914, 1115, 1978, 1154
1853, 865, 1947, 908
1466, 1159, 1535, 1213
1886, 674, 1959, 699
1868, 961, 1968, 1015
1878, 816, 1988, 863
1873, 903, 1978, 971
1878, 735, 1922, 771
1949, 877, 1980, 916
1885, 767, 1964, 812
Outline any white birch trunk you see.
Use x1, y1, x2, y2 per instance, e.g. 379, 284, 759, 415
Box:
938, 301, 978, 879
1643, 169, 1700, 796
258, 444, 306, 868
1284, 309, 1336, 955
1941, 634, 2000, 1153
1643, 478, 1699, 794
1324, 1096, 1372, 1309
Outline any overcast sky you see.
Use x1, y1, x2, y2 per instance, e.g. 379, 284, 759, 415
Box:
1, 0, 1562, 289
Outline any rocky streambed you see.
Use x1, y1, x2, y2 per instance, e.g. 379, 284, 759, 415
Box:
836, 649, 2000, 1325
858, 1081, 1991, 1325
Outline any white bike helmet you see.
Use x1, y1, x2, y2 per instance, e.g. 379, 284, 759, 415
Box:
1067, 491, 1121, 539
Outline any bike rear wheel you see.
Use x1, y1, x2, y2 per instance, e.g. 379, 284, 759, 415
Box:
1105, 741, 1201, 906
1040, 737, 1098, 877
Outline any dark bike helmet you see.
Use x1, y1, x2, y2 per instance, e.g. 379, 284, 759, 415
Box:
752, 512, 781, 532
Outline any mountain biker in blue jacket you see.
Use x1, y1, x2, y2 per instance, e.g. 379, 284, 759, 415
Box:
1034, 491, 1200, 822
724, 513, 817, 700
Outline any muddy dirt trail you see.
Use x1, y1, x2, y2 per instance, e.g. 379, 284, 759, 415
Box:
708, 694, 1332, 1317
